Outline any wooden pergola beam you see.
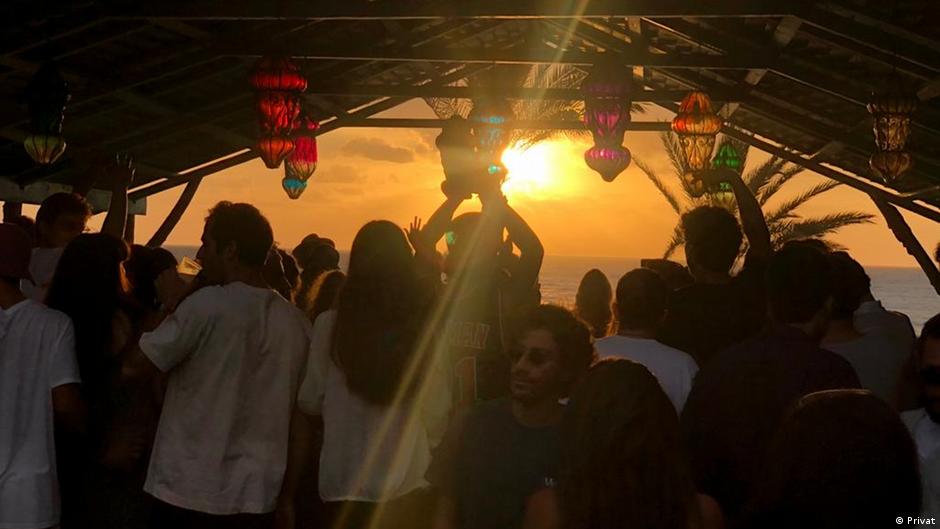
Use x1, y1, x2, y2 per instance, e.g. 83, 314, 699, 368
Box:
335, 118, 670, 130
112, 0, 789, 20
305, 84, 741, 101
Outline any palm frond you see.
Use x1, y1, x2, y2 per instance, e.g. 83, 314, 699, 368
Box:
664, 224, 685, 259
743, 156, 788, 197
755, 165, 803, 206
771, 212, 875, 247
765, 181, 843, 226
661, 131, 689, 177
635, 158, 684, 214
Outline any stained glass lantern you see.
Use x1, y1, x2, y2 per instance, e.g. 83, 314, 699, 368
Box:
867, 83, 917, 183
256, 91, 302, 135
585, 145, 632, 183
711, 143, 742, 173
250, 56, 308, 93
672, 91, 722, 171
469, 98, 514, 176
286, 117, 319, 182
23, 63, 70, 165
258, 135, 295, 169
281, 175, 307, 199
681, 172, 707, 198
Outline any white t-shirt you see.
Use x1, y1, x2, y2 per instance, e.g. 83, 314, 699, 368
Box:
594, 335, 699, 413
903, 409, 940, 518
139, 282, 312, 515
824, 332, 905, 403
0, 299, 80, 529
854, 300, 916, 356
21, 247, 64, 302
297, 310, 451, 502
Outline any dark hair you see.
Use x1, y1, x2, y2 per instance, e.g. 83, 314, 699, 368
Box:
745, 390, 920, 529
332, 221, 430, 405
46, 234, 135, 406
36, 192, 92, 227
307, 269, 346, 323
279, 248, 300, 293
575, 269, 612, 339
918, 313, 940, 361
297, 244, 341, 311
512, 304, 595, 385
827, 251, 870, 320
781, 238, 831, 253
615, 268, 668, 331
681, 206, 742, 274
640, 259, 693, 290
205, 201, 273, 267
766, 244, 833, 324
125, 245, 178, 310
559, 359, 699, 529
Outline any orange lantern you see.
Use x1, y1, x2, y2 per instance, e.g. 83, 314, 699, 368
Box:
257, 135, 295, 169
671, 91, 722, 171
867, 82, 917, 184
869, 151, 912, 183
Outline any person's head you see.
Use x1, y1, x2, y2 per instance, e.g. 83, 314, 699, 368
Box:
197, 202, 274, 283
5, 215, 36, 246
124, 245, 178, 310
307, 269, 346, 322
444, 212, 502, 275
559, 359, 699, 529
508, 305, 595, 405
916, 314, 940, 422
827, 251, 870, 322
640, 258, 693, 290
681, 206, 742, 279
293, 233, 336, 268
614, 268, 669, 334
766, 244, 833, 337
35, 192, 91, 248
0, 223, 33, 293
781, 238, 831, 253
746, 390, 920, 529
333, 220, 427, 405
45, 233, 132, 383
575, 269, 612, 339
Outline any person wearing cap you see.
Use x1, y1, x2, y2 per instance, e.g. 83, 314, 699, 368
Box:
293, 233, 340, 311
0, 223, 85, 529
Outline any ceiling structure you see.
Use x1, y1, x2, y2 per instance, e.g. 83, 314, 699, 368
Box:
1, 0, 938, 225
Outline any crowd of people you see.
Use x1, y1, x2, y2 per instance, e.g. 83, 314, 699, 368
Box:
1, 155, 939, 529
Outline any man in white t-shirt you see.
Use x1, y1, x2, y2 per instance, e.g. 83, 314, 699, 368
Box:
0, 223, 84, 529
123, 202, 312, 528
901, 314, 940, 518
595, 268, 698, 413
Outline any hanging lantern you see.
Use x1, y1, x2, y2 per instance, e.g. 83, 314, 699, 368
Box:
23, 63, 70, 165
281, 175, 307, 199
869, 151, 912, 183
711, 143, 742, 173
256, 91, 302, 135
584, 145, 632, 183
672, 91, 722, 171
250, 56, 308, 93
258, 135, 295, 169
469, 98, 514, 176
681, 172, 707, 198
23, 134, 67, 164
286, 117, 319, 181
867, 81, 917, 184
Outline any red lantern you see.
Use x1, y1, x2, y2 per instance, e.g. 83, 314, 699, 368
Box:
23, 134, 66, 164
672, 91, 722, 171
286, 117, 319, 182
256, 91, 302, 136
869, 150, 912, 184
582, 61, 632, 146
584, 145, 631, 182
257, 135, 295, 169
250, 56, 307, 92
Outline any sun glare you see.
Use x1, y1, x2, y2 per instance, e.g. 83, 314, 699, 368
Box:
501, 142, 567, 200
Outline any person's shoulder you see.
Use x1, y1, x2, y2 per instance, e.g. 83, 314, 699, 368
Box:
22, 300, 72, 329
465, 398, 513, 425
653, 340, 699, 369
901, 408, 926, 431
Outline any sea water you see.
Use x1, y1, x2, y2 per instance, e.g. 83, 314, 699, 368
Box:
167, 246, 938, 333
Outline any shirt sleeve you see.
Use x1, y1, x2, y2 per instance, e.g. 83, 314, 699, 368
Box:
297, 310, 335, 415
49, 316, 81, 389
138, 289, 213, 373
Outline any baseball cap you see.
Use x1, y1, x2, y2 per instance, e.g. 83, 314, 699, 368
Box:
0, 223, 33, 280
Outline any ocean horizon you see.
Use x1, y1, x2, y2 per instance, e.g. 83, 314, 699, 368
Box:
167, 245, 937, 333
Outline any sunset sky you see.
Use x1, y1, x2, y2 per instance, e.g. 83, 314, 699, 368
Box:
109, 100, 936, 268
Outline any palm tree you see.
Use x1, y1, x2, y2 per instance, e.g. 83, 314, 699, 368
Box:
636, 133, 875, 258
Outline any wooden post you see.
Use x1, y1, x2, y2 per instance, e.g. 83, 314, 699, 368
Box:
871, 198, 940, 296
146, 177, 202, 248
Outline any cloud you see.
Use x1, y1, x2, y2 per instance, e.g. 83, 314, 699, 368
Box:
315, 164, 367, 184
341, 137, 415, 163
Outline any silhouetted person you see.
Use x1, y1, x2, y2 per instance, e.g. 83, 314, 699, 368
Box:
658, 167, 772, 366
822, 251, 904, 403
902, 314, 940, 517
0, 224, 84, 529
293, 234, 340, 311
640, 258, 694, 291
595, 269, 698, 413
744, 390, 920, 529
574, 269, 612, 339
681, 244, 861, 523
125, 245, 178, 331
523, 359, 723, 529
430, 305, 593, 529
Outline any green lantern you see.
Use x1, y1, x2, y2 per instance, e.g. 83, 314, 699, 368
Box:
711, 143, 742, 173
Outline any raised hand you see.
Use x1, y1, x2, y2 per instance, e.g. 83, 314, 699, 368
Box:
109, 151, 136, 190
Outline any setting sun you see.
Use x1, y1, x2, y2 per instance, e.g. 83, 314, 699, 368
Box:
501, 142, 569, 200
